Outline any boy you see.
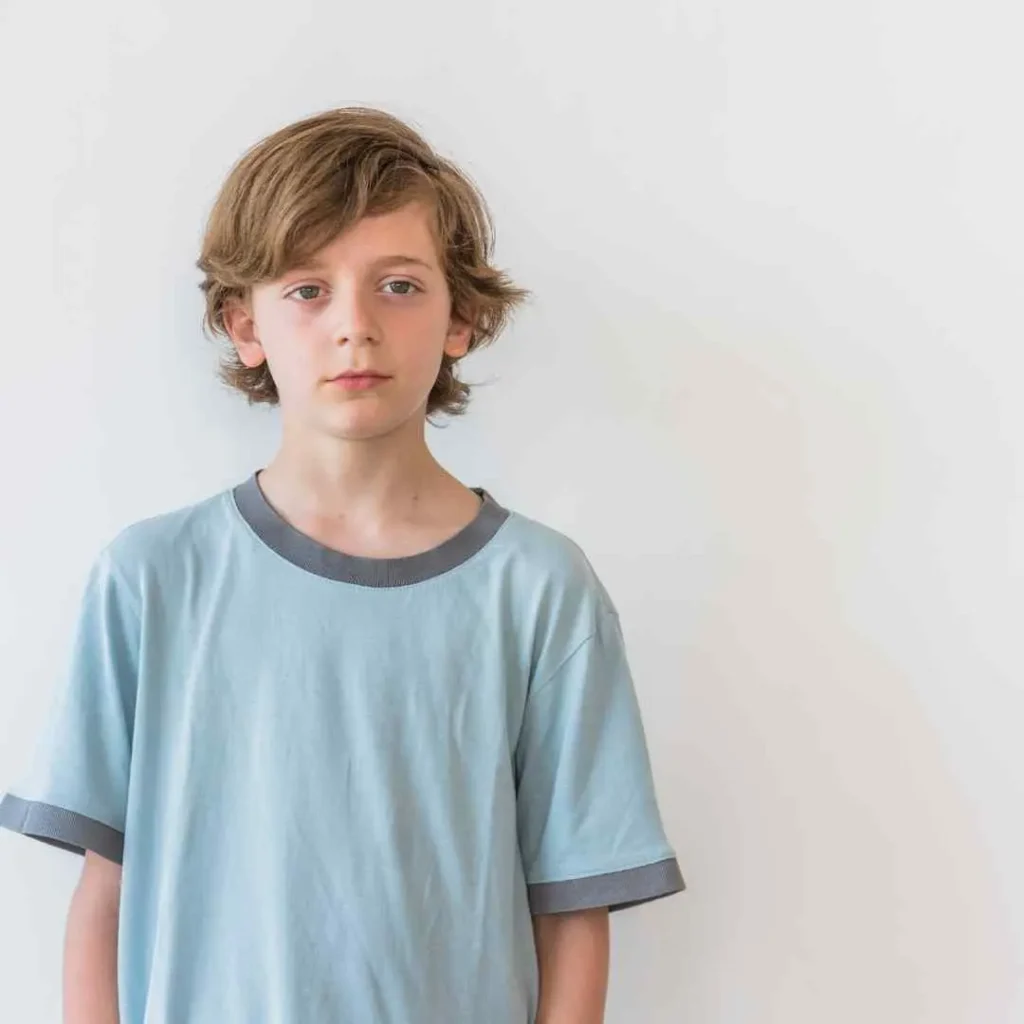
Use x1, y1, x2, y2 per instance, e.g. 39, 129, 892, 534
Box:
0, 106, 684, 1023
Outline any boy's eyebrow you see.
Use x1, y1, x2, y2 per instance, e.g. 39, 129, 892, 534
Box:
290, 254, 435, 273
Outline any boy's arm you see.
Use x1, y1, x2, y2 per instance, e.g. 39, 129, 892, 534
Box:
64, 850, 121, 1024
532, 907, 610, 1024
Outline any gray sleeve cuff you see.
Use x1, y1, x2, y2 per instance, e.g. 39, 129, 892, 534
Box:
527, 856, 685, 914
0, 793, 124, 864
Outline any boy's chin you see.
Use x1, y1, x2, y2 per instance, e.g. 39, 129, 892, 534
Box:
313, 403, 424, 441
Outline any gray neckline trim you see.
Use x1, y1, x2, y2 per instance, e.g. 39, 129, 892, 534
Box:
231, 471, 510, 587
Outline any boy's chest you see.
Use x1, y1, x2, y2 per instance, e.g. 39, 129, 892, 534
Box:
134, 586, 531, 805
122, 581, 534, 958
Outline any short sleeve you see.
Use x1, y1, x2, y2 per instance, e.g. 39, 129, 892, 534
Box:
0, 547, 139, 864
514, 606, 685, 914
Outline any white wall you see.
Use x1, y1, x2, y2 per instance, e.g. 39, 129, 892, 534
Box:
1, 1, 1021, 1020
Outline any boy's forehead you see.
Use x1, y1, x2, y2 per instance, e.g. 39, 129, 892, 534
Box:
288, 204, 440, 272
293, 253, 436, 273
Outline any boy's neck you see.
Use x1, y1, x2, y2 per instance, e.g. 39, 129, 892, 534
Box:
253, 430, 482, 560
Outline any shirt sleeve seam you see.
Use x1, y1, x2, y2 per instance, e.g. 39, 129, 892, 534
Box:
98, 546, 143, 630
526, 851, 679, 887
527, 605, 619, 703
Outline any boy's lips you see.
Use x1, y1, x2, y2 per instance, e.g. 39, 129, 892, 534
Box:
329, 372, 391, 390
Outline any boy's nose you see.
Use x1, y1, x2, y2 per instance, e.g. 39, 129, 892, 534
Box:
327, 290, 382, 346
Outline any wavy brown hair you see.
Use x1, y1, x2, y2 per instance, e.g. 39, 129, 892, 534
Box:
196, 106, 531, 423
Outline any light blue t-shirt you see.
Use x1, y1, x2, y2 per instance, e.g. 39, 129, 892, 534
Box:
0, 471, 684, 1023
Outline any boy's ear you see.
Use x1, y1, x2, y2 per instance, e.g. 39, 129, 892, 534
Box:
223, 298, 267, 369
444, 311, 475, 360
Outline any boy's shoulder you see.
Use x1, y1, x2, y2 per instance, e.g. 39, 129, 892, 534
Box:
492, 500, 619, 615
94, 481, 232, 581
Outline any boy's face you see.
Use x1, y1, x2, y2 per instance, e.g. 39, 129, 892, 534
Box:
224, 200, 473, 439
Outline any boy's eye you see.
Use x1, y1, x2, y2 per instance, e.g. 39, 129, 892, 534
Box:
383, 279, 420, 296
287, 280, 421, 302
